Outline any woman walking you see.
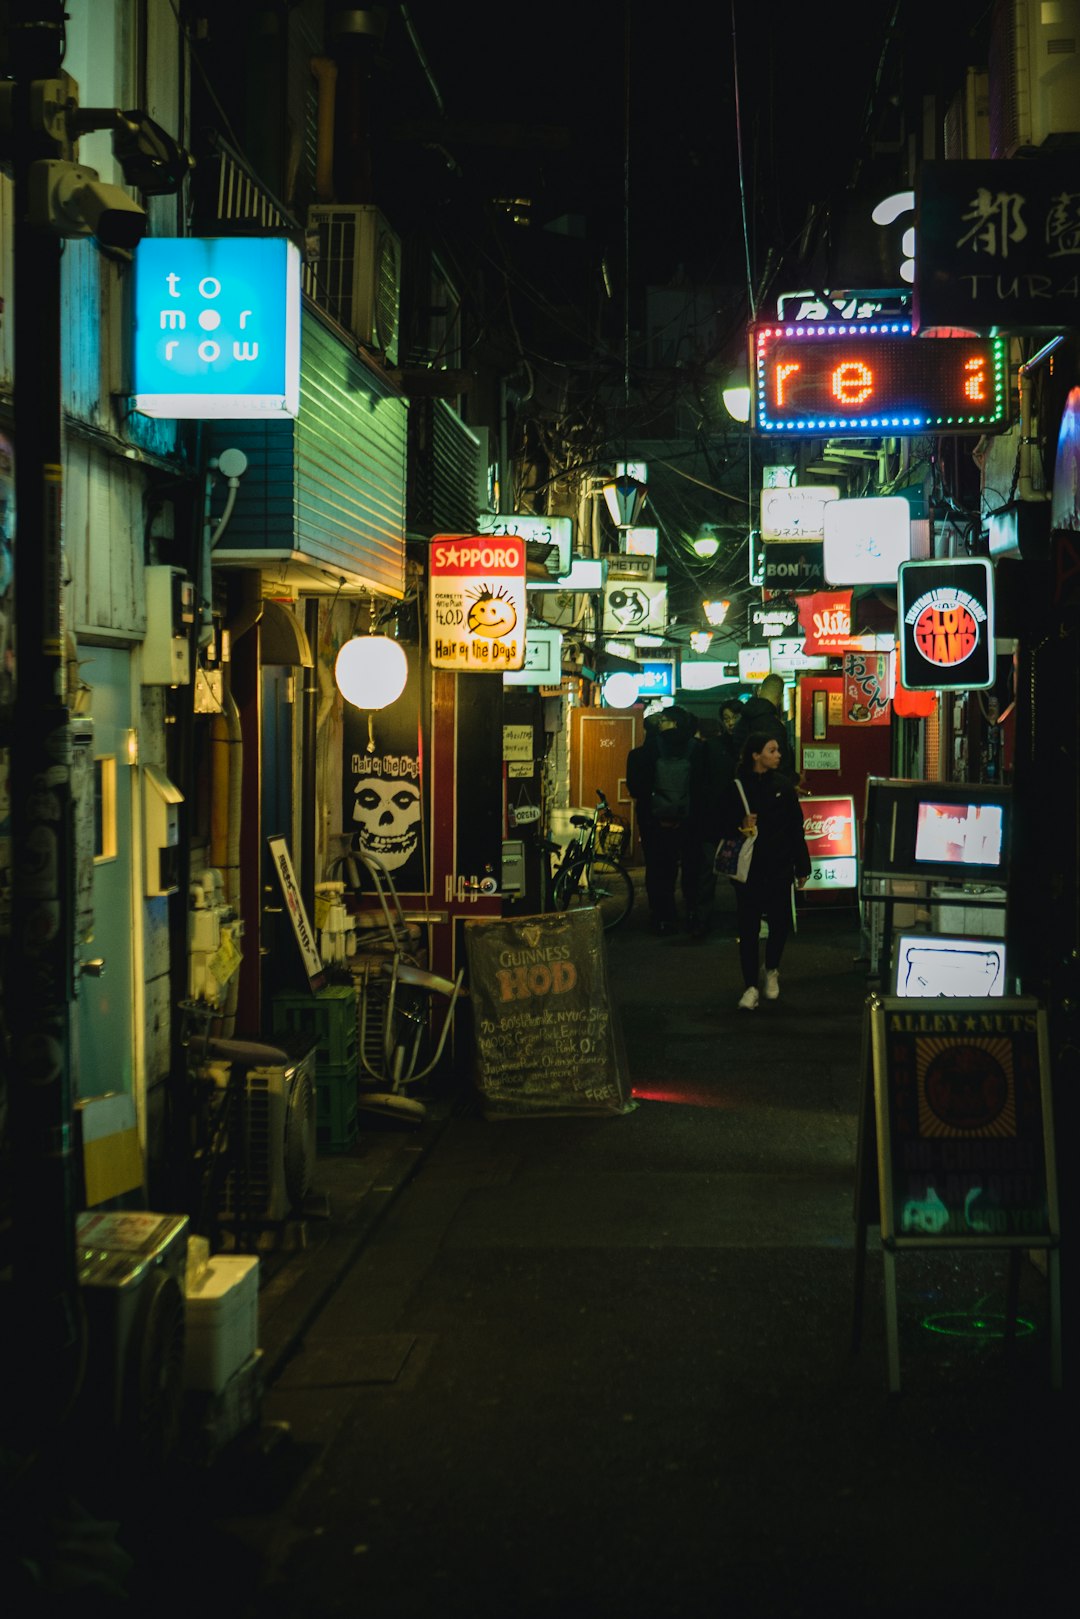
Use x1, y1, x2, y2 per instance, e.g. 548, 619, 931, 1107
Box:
720, 731, 811, 1010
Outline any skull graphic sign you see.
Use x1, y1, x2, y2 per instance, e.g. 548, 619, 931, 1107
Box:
352, 776, 422, 871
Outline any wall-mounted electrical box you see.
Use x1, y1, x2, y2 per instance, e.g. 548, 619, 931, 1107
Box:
501, 839, 526, 896
144, 765, 183, 896
143, 565, 194, 686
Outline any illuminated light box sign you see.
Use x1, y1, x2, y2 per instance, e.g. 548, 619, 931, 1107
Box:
601, 581, 668, 636
798, 591, 881, 656
824, 495, 912, 585
625, 526, 659, 557
429, 534, 526, 672
769, 639, 829, 674
739, 646, 771, 683
892, 934, 1007, 999
800, 795, 857, 890
898, 558, 995, 690
637, 661, 675, 697
477, 513, 572, 580
752, 323, 1007, 436
529, 557, 605, 592
133, 237, 300, 418
503, 626, 562, 686
761, 485, 840, 542
762, 541, 825, 593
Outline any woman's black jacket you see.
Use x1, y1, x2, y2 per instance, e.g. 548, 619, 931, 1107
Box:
719, 767, 812, 883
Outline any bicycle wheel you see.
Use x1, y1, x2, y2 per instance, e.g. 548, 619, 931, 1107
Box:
552, 855, 585, 912
566, 857, 634, 930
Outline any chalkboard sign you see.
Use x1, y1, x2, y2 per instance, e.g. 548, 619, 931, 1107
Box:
464, 908, 632, 1118
870, 996, 1058, 1247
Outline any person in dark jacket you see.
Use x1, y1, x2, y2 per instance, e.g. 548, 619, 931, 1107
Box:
731, 673, 797, 780
716, 697, 743, 771
719, 729, 812, 1009
626, 704, 706, 935
689, 701, 741, 939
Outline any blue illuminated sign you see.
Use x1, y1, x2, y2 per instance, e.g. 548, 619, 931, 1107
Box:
638, 661, 675, 696
752, 323, 1007, 437
133, 237, 301, 418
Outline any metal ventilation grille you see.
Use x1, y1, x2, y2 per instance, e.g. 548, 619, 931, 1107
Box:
315, 210, 361, 333
307, 206, 401, 363
220, 1070, 274, 1219
373, 229, 401, 357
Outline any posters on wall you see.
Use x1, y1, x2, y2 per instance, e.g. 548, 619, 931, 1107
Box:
341, 646, 429, 894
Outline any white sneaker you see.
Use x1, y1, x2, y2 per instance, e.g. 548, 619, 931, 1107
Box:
763, 970, 780, 1001
738, 986, 759, 1011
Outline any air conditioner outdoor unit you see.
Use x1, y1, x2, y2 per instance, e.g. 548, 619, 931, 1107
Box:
218, 1044, 317, 1227
989, 0, 1080, 157
307, 203, 401, 364
73, 1210, 189, 1475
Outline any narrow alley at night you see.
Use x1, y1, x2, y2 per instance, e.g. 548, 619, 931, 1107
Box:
1, 2, 1077, 1612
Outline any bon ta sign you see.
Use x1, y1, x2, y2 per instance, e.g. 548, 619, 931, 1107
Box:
429, 535, 526, 672
133, 237, 301, 418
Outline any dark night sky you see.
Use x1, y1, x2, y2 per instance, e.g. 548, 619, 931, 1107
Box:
408, 4, 894, 294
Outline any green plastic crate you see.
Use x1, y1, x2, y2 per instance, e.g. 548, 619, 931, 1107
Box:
316, 1062, 359, 1153
273, 985, 358, 1068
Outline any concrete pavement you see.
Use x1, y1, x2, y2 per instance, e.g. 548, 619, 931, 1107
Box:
143, 876, 1070, 1617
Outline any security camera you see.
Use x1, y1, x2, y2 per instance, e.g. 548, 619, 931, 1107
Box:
28, 160, 147, 250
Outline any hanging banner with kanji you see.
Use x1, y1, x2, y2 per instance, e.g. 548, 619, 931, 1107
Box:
843, 651, 891, 724
429, 534, 527, 672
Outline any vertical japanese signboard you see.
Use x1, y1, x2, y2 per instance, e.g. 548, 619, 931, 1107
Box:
843, 651, 891, 724
429, 534, 526, 672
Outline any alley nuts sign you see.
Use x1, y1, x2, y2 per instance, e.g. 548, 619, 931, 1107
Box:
429, 535, 526, 672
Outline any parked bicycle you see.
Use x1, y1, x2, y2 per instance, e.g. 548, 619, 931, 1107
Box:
547, 789, 635, 931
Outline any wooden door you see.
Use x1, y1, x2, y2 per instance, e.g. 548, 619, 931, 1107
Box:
570, 709, 642, 853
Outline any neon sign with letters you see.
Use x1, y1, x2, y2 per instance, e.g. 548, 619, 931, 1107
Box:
752, 323, 1007, 436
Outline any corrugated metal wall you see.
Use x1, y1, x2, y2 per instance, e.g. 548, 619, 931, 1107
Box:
407, 397, 482, 536
210, 307, 407, 596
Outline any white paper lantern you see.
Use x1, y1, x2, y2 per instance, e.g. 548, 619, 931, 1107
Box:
334, 635, 408, 709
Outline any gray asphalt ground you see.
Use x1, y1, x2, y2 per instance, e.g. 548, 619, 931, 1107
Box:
112, 876, 1074, 1616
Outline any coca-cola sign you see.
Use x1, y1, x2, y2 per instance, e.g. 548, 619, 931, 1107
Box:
800, 794, 857, 890
800, 796, 855, 859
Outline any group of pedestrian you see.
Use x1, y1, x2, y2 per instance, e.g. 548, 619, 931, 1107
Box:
625, 673, 811, 1009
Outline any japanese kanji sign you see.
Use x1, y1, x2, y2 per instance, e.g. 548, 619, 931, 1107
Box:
843, 651, 891, 724
916, 158, 1080, 333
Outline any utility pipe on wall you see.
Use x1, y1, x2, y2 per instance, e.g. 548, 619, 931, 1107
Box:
311, 55, 338, 203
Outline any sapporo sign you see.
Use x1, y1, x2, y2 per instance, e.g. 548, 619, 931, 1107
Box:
429, 534, 526, 672
463, 908, 632, 1118
870, 997, 1058, 1247
898, 557, 995, 691
916, 158, 1080, 333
